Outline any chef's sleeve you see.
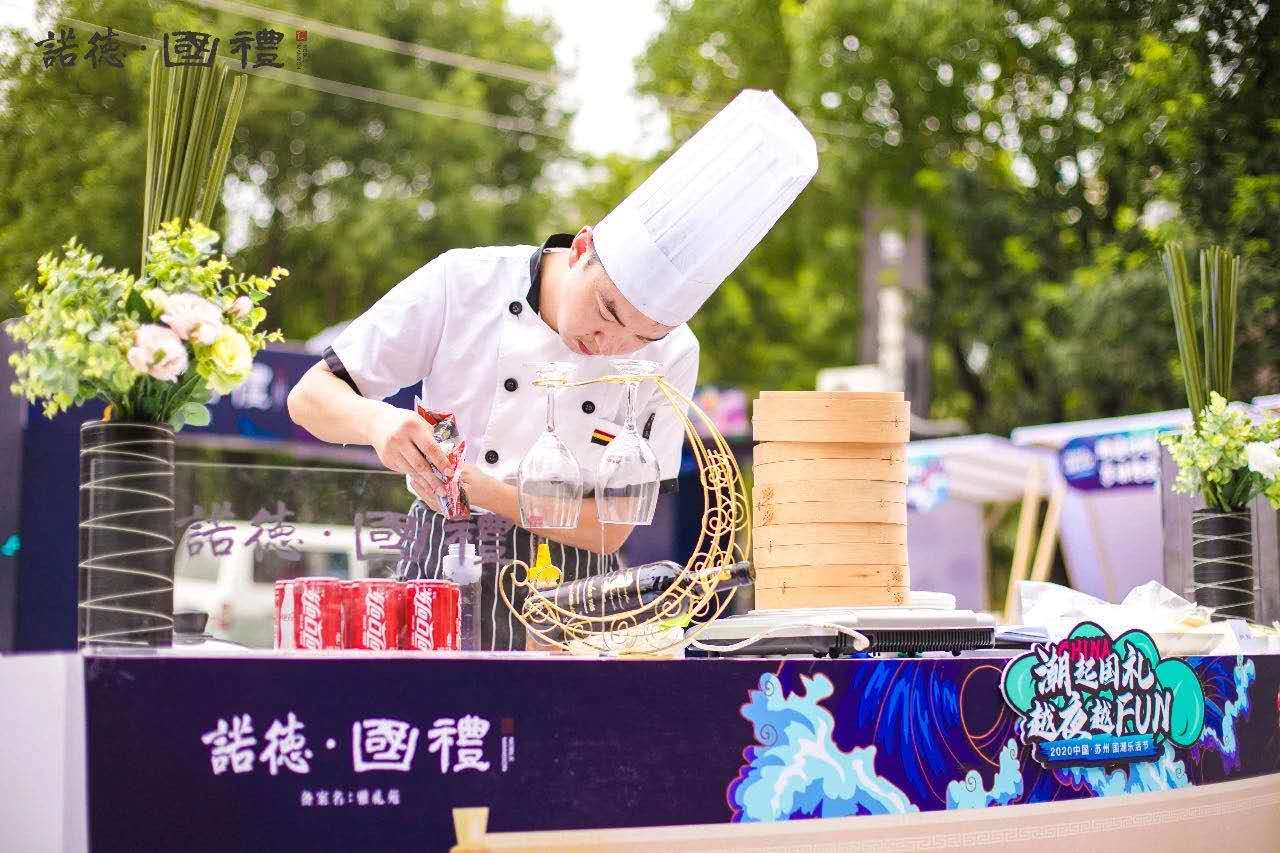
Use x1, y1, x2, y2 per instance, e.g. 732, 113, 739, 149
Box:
323, 257, 447, 400
640, 339, 700, 494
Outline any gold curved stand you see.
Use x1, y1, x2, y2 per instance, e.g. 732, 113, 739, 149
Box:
498, 369, 750, 656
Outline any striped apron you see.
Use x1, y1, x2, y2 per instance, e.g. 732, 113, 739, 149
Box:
394, 500, 619, 651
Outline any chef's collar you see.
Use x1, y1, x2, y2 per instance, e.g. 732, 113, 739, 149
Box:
526, 233, 574, 314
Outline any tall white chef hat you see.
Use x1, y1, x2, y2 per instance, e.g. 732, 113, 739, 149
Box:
592, 89, 818, 327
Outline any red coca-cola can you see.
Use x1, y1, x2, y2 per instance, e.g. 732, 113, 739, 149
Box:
344, 579, 405, 651
403, 580, 460, 651
294, 577, 345, 650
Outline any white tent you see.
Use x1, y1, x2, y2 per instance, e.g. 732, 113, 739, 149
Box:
1011, 409, 1190, 603
907, 434, 1060, 616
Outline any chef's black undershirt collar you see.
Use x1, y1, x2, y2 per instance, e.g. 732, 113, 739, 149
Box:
526, 232, 574, 313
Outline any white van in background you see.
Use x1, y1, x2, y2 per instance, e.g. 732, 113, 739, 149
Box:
174, 522, 402, 648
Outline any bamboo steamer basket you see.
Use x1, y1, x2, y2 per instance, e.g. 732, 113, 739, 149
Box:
758, 390, 903, 401
753, 442, 906, 465
753, 522, 907, 549
753, 456, 908, 485
752, 392, 910, 444
753, 409, 910, 443
755, 563, 909, 589
753, 539, 908, 569
749, 390, 913, 609
753, 493, 908, 526
754, 580, 908, 609
754, 479, 903, 505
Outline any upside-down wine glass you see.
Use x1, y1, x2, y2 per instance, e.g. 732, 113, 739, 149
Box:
595, 359, 661, 526
517, 362, 583, 529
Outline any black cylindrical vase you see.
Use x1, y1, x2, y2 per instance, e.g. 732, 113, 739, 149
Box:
79, 420, 176, 647
1190, 509, 1254, 622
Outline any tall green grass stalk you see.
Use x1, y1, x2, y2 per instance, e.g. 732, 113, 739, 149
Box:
1161, 243, 1243, 428
141, 50, 248, 268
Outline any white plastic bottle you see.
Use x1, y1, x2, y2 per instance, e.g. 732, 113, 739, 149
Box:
442, 543, 482, 651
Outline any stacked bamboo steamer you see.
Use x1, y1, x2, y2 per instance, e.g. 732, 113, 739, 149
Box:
751, 390, 910, 609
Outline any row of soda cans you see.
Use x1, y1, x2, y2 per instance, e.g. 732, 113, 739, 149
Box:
274, 577, 461, 651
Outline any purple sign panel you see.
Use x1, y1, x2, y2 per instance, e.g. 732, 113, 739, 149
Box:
183, 347, 416, 443
85, 652, 1279, 852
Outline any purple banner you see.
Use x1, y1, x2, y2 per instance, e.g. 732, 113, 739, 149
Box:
184, 347, 416, 444
84, 651, 1280, 852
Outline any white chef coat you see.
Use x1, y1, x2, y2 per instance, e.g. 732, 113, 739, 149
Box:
324, 234, 700, 500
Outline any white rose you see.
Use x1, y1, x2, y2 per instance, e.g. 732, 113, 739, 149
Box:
127, 324, 188, 382
161, 293, 224, 345
227, 295, 254, 319
1245, 440, 1280, 480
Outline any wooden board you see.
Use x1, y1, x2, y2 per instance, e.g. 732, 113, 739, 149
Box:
753, 480, 904, 505
753, 522, 907, 548
756, 564, 909, 587
753, 457, 908, 485
753, 441, 907, 465
754, 583, 908, 609
753, 540, 909, 568
752, 497, 908, 526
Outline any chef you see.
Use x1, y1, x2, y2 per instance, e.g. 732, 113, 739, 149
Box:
287, 89, 817, 650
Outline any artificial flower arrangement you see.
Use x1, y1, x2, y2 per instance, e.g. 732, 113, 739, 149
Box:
7, 220, 286, 430
1161, 392, 1280, 512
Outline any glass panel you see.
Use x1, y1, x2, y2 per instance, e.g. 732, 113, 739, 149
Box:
176, 548, 222, 583
171, 452, 411, 648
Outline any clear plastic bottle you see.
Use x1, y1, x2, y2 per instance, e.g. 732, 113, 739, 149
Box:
442, 543, 482, 651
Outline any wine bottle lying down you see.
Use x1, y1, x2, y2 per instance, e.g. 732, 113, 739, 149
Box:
525, 559, 754, 621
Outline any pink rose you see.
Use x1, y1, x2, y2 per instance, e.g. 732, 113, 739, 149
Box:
227, 295, 254, 319
161, 293, 223, 345
127, 324, 189, 382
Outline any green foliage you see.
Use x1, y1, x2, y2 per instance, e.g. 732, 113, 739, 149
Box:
0, 0, 569, 338
619, 0, 1278, 433
1160, 392, 1280, 511
6, 239, 139, 416
7, 221, 285, 429
3, 0, 1277, 439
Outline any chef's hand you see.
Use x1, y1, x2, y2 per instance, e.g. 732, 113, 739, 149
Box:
370, 407, 450, 497
457, 464, 496, 510
410, 463, 492, 511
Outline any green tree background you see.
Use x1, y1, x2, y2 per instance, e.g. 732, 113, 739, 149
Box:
2, 0, 1277, 438
620, 0, 1277, 433
0, 0, 569, 335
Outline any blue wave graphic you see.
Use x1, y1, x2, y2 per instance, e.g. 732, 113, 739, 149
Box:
1193, 655, 1256, 772
729, 672, 918, 821
946, 738, 1024, 808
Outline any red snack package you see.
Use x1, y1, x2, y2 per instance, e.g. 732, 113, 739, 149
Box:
414, 399, 471, 520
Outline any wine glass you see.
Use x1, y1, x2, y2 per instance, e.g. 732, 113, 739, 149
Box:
518, 362, 583, 529
596, 359, 662, 526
